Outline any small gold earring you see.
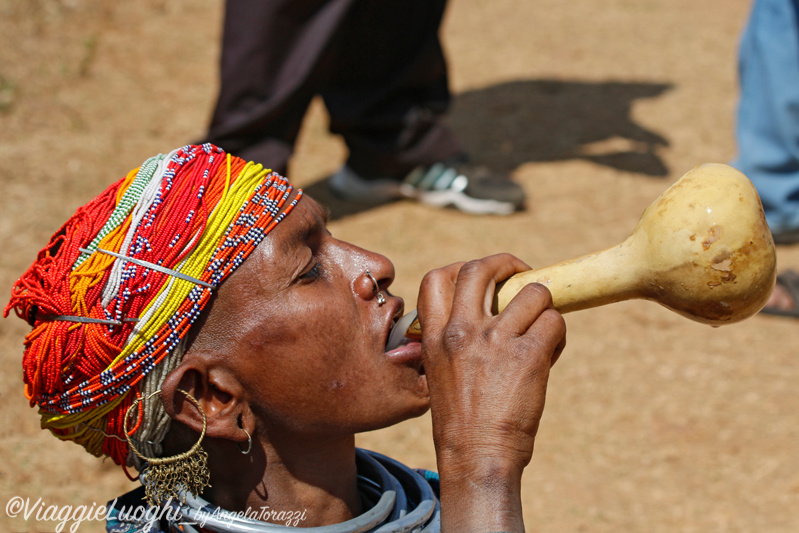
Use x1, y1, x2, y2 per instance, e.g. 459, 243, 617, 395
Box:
124, 389, 211, 506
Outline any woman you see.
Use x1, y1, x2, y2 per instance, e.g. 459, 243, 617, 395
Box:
6, 144, 565, 532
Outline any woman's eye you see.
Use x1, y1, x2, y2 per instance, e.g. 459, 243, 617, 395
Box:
300, 262, 322, 280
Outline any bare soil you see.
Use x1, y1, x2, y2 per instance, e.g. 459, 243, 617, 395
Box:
1, 0, 797, 531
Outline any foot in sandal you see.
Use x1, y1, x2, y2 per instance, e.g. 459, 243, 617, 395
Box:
761, 270, 799, 317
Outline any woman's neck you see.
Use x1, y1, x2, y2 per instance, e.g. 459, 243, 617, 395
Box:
203, 432, 361, 528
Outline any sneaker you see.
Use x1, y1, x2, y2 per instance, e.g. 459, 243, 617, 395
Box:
329, 158, 526, 215
400, 159, 526, 215
328, 165, 405, 204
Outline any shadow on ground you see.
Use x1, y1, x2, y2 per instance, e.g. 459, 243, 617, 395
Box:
305, 78, 673, 220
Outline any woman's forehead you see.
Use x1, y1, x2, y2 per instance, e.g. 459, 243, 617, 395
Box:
212, 197, 327, 302
273, 195, 329, 251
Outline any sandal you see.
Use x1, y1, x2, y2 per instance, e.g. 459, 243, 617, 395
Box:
771, 228, 799, 245
760, 270, 799, 317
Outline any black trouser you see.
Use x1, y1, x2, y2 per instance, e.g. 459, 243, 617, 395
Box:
202, 0, 463, 177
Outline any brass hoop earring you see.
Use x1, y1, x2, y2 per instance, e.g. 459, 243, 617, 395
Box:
124, 389, 211, 506
237, 428, 253, 455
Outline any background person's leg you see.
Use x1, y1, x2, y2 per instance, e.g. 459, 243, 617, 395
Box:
322, 0, 526, 214
733, 0, 799, 242
203, 0, 355, 175
322, 0, 462, 179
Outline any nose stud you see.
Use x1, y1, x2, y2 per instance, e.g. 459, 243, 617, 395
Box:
365, 270, 386, 306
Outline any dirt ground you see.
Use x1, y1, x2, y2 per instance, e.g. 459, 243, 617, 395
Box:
1, 0, 798, 531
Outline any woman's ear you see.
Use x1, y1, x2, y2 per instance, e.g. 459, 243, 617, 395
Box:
160, 361, 254, 444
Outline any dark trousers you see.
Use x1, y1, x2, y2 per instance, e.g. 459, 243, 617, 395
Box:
202, 0, 463, 178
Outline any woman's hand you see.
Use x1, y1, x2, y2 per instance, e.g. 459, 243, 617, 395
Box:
417, 253, 566, 533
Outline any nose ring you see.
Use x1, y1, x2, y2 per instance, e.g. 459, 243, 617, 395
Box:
365, 270, 378, 293
365, 270, 386, 306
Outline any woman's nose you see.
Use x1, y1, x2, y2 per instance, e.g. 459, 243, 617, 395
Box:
354, 254, 395, 302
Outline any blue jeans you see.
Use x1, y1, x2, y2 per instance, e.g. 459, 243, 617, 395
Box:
732, 0, 799, 235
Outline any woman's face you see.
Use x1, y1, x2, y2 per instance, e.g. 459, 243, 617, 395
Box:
198, 196, 428, 437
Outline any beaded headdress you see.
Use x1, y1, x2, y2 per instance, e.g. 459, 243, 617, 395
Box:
5, 144, 302, 472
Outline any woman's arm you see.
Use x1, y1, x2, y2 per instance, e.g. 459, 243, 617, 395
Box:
418, 253, 566, 533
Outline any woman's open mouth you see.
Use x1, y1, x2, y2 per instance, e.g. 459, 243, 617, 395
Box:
385, 309, 418, 352
385, 313, 423, 372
